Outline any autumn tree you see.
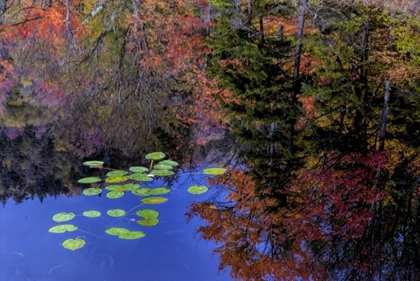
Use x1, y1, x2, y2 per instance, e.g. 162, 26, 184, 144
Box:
191, 1, 420, 280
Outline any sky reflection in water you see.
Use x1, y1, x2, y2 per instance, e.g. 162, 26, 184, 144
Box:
0, 174, 231, 281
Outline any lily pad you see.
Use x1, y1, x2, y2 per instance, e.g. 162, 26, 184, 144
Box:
106, 170, 128, 177
62, 238, 86, 251
136, 209, 159, 218
53, 212, 75, 222
129, 166, 149, 173
123, 183, 140, 191
105, 185, 127, 192
106, 191, 124, 199
202, 167, 227, 175
159, 160, 179, 167
141, 197, 168, 204
83, 187, 102, 196
150, 187, 171, 195
82, 210, 101, 218
107, 209, 126, 217
48, 224, 78, 233
132, 188, 152, 196
83, 161, 104, 168
105, 176, 129, 183
153, 164, 173, 170
129, 173, 153, 182
150, 169, 174, 177
137, 217, 159, 226
187, 185, 208, 195
145, 152, 166, 160
119, 231, 146, 240
105, 227, 130, 236
78, 177, 102, 184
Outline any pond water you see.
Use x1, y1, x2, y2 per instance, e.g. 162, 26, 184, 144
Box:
0, 168, 232, 281
0, 102, 232, 281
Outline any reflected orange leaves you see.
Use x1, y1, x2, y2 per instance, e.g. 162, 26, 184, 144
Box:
188, 168, 328, 280
188, 149, 390, 280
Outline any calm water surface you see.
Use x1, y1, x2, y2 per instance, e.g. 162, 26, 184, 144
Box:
0, 171, 232, 281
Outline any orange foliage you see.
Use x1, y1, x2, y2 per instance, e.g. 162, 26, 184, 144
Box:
296, 95, 315, 130
2, 5, 84, 43
188, 168, 328, 281
188, 148, 390, 280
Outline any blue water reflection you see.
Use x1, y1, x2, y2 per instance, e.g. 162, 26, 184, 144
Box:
0, 173, 231, 281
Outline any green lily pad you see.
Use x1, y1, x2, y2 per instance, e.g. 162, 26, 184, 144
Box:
106, 170, 128, 177
48, 224, 78, 233
159, 160, 179, 167
129, 166, 149, 173
153, 164, 173, 170
78, 177, 102, 184
83, 161, 104, 168
105, 185, 127, 192
202, 167, 227, 175
83, 187, 102, 196
136, 209, 159, 218
145, 152, 166, 160
62, 238, 86, 251
150, 169, 174, 176
132, 188, 152, 196
129, 173, 153, 182
187, 185, 209, 195
105, 227, 130, 236
150, 187, 171, 195
119, 231, 146, 240
123, 183, 140, 191
107, 209, 126, 217
82, 210, 101, 218
52, 212, 75, 222
106, 191, 124, 199
141, 197, 168, 204
137, 217, 159, 226
105, 176, 129, 183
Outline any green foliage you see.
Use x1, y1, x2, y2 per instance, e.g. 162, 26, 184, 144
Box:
78, 177, 102, 184
136, 209, 160, 219
119, 231, 146, 239
62, 238, 86, 251
82, 210, 101, 218
141, 197, 168, 204
203, 168, 227, 175
106, 191, 124, 199
49, 224, 78, 233
48, 153, 226, 252
207, 0, 306, 201
107, 209, 126, 217
150, 187, 171, 195
52, 212, 75, 222
83, 187, 102, 196
137, 217, 159, 226
187, 185, 208, 195
302, 8, 388, 154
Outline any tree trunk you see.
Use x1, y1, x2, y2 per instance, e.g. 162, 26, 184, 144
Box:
292, 0, 306, 96
290, 0, 306, 153
379, 80, 390, 151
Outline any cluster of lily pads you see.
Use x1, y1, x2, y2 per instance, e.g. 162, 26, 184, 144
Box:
48, 152, 227, 251
48, 208, 161, 250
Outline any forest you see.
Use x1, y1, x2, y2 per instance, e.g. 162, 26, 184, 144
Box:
2, 0, 420, 280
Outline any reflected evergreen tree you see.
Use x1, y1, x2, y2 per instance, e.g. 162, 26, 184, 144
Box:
192, 3, 420, 281
303, 5, 420, 280
207, 0, 308, 207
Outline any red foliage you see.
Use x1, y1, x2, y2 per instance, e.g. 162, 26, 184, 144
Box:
188, 150, 389, 280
